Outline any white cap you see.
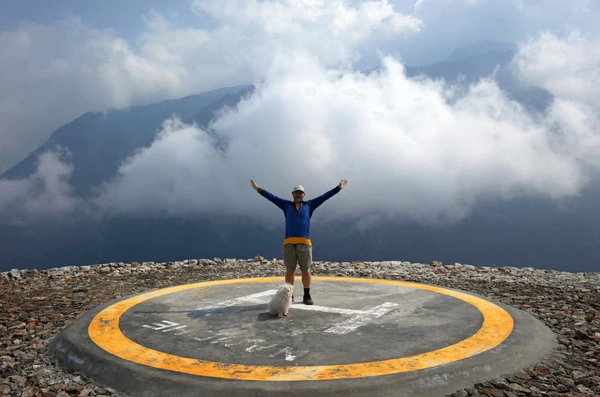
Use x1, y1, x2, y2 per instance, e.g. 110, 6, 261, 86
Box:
292, 185, 305, 193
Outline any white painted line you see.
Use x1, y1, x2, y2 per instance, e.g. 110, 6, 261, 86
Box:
246, 341, 278, 352
211, 337, 233, 344
142, 320, 181, 331
368, 301, 399, 315
223, 340, 248, 348
269, 347, 309, 362
245, 339, 266, 352
196, 289, 379, 315
137, 290, 401, 363
195, 290, 278, 311
290, 304, 367, 315
162, 325, 187, 332
324, 302, 399, 334
193, 336, 216, 342
193, 289, 400, 336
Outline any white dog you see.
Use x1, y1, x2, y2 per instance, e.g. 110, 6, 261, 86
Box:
268, 283, 294, 317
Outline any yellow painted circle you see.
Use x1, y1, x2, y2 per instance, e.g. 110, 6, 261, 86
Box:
88, 277, 513, 381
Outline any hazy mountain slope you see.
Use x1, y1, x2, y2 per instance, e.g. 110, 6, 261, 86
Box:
1, 86, 250, 196
442, 40, 517, 63
365, 43, 553, 113
405, 50, 515, 81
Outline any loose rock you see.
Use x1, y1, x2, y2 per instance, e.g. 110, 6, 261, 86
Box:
0, 258, 598, 396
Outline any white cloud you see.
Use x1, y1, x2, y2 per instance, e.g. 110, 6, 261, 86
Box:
2, 1, 600, 230
514, 31, 600, 107
0, 149, 82, 224
403, 0, 600, 65
98, 51, 586, 225
514, 31, 600, 168
0, 1, 420, 173
95, 117, 228, 217
0, 17, 190, 173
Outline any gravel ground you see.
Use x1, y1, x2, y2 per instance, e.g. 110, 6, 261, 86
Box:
1, 258, 599, 397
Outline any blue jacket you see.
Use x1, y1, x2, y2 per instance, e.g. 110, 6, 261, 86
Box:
259, 186, 341, 245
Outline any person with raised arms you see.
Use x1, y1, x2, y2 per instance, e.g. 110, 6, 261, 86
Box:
250, 179, 348, 305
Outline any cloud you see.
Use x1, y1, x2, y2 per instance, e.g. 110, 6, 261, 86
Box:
0, 1, 420, 173
0, 17, 190, 173
94, 116, 230, 218
0, 149, 82, 224
400, 0, 600, 65
514, 31, 600, 107
97, 49, 587, 226
513, 31, 600, 168
192, 0, 421, 39
1, 1, 599, 231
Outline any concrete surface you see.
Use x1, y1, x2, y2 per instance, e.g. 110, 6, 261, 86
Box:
48, 277, 556, 396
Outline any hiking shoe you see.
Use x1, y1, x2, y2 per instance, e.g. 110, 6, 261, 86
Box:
303, 294, 314, 305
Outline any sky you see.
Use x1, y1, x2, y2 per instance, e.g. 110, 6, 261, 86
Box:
0, 0, 599, 227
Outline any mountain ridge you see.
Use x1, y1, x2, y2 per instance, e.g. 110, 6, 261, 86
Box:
1, 85, 251, 196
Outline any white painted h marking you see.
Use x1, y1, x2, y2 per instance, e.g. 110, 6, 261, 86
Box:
323, 302, 398, 334
195, 289, 398, 335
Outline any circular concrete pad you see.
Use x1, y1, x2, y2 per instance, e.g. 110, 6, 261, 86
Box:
49, 277, 556, 396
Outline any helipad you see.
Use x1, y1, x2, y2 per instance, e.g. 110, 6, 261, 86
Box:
49, 277, 555, 396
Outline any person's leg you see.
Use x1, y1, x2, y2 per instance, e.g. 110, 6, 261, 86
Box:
282, 244, 297, 285
301, 271, 311, 288
297, 244, 314, 305
285, 271, 295, 285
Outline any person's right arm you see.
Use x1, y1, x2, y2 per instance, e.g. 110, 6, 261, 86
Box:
250, 179, 287, 211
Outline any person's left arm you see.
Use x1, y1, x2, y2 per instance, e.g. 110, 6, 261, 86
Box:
308, 179, 347, 211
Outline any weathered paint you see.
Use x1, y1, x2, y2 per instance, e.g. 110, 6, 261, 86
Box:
88, 277, 514, 381
324, 302, 399, 334
143, 320, 187, 332
195, 289, 280, 310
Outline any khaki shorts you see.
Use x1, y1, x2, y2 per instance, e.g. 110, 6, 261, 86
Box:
282, 244, 312, 273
